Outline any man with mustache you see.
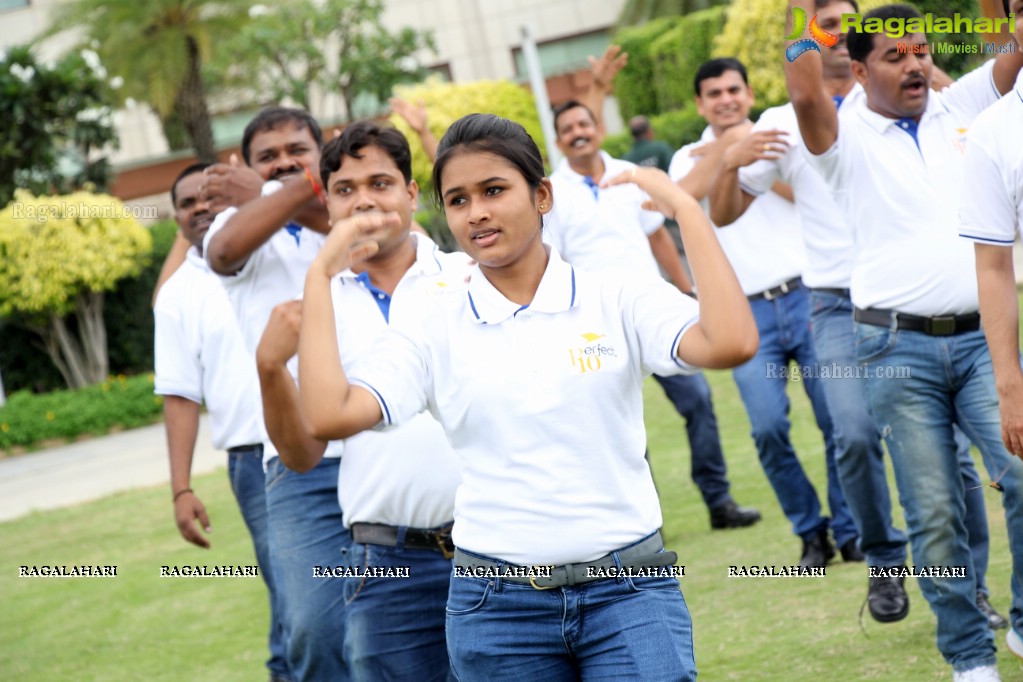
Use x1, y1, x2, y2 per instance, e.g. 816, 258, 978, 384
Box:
205, 107, 350, 681
669, 57, 859, 571
546, 99, 763, 532
786, 2, 1023, 679
708, 0, 1007, 630
154, 163, 292, 682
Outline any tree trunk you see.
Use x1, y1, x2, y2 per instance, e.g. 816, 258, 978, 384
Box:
76, 291, 108, 384
177, 35, 218, 163
41, 315, 90, 389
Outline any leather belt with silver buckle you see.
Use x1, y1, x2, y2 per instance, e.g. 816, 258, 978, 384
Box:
453, 532, 677, 589
748, 277, 802, 301
351, 522, 455, 559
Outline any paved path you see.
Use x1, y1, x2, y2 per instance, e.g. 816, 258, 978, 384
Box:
0, 415, 221, 523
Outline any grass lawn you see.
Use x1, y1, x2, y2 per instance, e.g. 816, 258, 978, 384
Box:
1, 370, 1021, 681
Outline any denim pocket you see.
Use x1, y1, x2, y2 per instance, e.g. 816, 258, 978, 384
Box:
445, 576, 492, 615
624, 574, 682, 593
810, 293, 844, 318
855, 323, 897, 365
342, 544, 371, 606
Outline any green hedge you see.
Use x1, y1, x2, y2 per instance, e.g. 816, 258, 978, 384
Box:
0, 220, 178, 394
0, 373, 163, 451
611, 17, 679, 120
603, 103, 715, 159
650, 7, 728, 113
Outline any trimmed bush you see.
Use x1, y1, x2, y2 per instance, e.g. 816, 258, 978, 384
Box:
650, 6, 728, 113
610, 17, 679, 120
603, 103, 715, 159
0, 373, 163, 451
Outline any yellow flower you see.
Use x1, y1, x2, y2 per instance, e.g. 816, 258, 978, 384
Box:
46, 412, 55, 421
1, 423, 9, 432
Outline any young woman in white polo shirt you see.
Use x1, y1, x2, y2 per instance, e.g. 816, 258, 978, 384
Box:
298, 113, 757, 680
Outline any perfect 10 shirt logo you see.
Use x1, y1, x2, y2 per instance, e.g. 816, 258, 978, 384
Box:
785, 6, 840, 62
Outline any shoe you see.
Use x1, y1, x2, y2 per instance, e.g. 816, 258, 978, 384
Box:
839, 537, 864, 562
709, 500, 762, 529
1006, 628, 1023, 660
952, 664, 1001, 682
977, 592, 1008, 630
798, 528, 835, 568
867, 571, 909, 623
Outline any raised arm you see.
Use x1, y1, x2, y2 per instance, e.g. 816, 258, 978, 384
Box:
647, 226, 695, 295
390, 97, 439, 163
606, 167, 758, 368
991, 3, 1023, 95
206, 173, 329, 275
299, 213, 402, 440
580, 44, 628, 131
708, 128, 789, 226
255, 300, 327, 472
673, 122, 750, 202
784, 0, 838, 155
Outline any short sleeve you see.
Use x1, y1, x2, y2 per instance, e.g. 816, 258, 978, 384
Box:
937, 59, 999, 123
959, 121, 1017, 245
620, 277, 701, 377
153, 294, 202, 403
668, 146, 696, 183
346, 284, 434, 428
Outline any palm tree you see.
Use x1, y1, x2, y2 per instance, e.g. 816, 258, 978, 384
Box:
46, 0, 251, 162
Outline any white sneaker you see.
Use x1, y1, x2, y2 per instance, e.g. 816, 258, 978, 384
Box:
1007, 628, 1023, 660
952, 665, 1001, 682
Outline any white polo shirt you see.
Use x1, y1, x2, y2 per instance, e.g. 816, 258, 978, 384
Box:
331, 235, 466, 529
959, 80, 1023, 245
546, 152, 663, 276
203, 179, 342, 464
809, 60, 1000, 316
154, 248, 262, 450
348, 247, 700, 566
669, 126, 806, 296
739, 85, 866, 290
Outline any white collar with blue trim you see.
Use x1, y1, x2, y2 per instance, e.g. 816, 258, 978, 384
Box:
465, 246, 577, 325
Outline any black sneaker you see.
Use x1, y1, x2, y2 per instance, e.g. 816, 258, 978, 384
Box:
977, 591, 1008, 630
799, 528, 835, 568
709, 500, 762, 529
867, 570, 909, 623
840, 538, 865, 562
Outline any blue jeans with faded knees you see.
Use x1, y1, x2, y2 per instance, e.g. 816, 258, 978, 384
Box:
732, 286, 858, 546
228, 444, 292, 681
265, 455, 351, 681
855, 323, 1023, 671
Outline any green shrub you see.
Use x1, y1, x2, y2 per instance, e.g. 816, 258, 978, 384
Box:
650, 6, 728, 113
611, 17, 679, 120
0, 373, 163, 451
0, 219, 177, 395
603, 103, 713, 159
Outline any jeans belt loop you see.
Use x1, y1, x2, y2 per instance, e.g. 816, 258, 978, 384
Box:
888, 310, 900, 333
395, 526, 408, 550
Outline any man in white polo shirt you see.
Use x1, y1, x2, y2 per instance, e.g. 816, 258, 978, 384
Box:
670, 57, 859, 569
708, 0, 1007, 631
154, 163, 291, 682
204, 107, 349, 681
787, 1, 1023, 678
545, 98, 762, 531
254, 122, 466, 681
963, 60, 1023, 662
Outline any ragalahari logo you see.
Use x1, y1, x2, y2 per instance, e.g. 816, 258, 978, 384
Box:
785, 7, 839, 61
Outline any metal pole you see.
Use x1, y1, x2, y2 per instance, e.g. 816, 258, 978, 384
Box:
520, 24, 561, 169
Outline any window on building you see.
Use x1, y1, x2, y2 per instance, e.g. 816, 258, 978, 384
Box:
0, 0, 29, 12
511, 30, 610, 80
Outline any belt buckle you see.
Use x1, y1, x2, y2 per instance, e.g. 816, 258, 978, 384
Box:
925, 316, 956, 336
434, 527, 454, 560
529, 567, 557, 590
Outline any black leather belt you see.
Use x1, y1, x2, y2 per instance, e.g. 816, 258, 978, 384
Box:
810, 287, 850, 298
227, 443, 263, 455
453, 532, 677, 590
748, 277, 802, 301
351, 522, 454, 559
854, 307, 981, 336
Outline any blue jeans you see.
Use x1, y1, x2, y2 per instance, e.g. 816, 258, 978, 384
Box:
228, 445, 292, 680
341, 541, 453, 682
265, 456, 351, 681
811, 292, 992, 590
445, 536, 695, 681
652, 372, 732, 509
855, 322, 1023, 671
732, 286, 858, 545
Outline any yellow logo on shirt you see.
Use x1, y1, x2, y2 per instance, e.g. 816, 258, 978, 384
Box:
569, 333, 618, 374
